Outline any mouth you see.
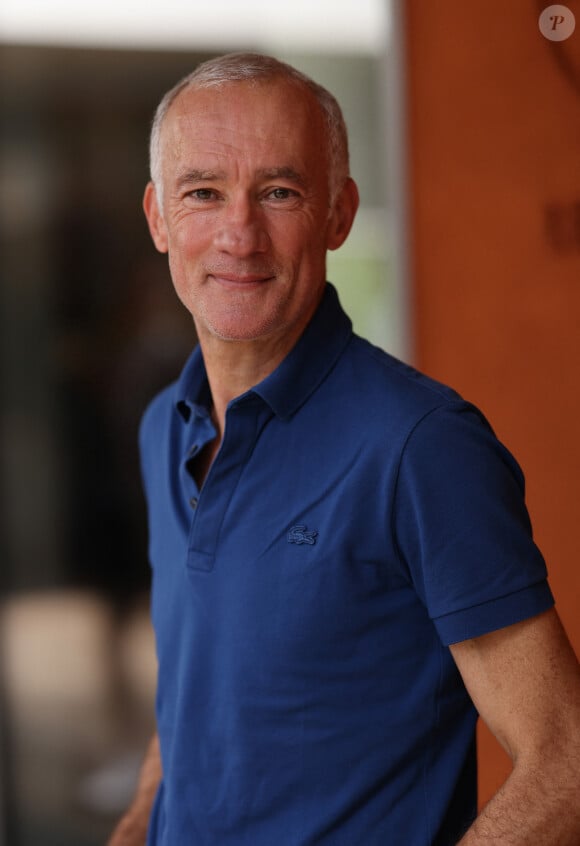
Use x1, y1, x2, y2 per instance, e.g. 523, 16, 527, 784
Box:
209, 273, 275, 289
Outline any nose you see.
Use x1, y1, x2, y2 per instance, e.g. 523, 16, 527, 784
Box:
213, 194, 270, 257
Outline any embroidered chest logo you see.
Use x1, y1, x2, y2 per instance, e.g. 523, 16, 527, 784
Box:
287, 525, 318, 545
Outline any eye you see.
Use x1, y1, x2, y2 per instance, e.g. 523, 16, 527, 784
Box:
266, 187, 298, 201
186, 188, 218, 202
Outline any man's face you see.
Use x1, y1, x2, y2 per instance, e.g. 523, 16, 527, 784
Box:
144, 79, 357, 349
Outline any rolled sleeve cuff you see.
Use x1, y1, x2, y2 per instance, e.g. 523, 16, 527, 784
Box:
434, 581, 555, 646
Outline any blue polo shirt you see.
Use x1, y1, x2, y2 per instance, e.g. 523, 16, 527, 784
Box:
140, 283, 553, 846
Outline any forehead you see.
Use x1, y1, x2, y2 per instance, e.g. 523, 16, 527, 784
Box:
160, 79, 328, 174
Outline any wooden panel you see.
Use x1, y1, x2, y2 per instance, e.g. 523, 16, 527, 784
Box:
402, 0, 580, 805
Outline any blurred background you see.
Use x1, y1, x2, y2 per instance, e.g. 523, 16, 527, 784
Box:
1, 1, 579, 843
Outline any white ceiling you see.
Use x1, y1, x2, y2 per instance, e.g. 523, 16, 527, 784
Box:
0, 0, 389, 53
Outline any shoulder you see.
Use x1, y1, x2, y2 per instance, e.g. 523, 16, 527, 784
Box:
138, 382, 180, 491
348, 335, 459, 398
336, 333, 483, 437
139, 382, 177, 449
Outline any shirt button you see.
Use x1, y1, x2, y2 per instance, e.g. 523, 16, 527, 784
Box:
189, 496, 198, 509
188, 444, 199, 457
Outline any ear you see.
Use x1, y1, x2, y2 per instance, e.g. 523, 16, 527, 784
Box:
326, 178, 360, 251
143, 181, 169, 254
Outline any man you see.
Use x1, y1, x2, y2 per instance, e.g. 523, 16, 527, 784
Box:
109, 53, 580, 845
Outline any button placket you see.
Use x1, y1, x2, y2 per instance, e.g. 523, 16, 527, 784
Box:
186, 397, 270, 573
179, 410, 217, 524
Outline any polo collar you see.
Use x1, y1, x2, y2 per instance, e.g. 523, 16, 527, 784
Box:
253, 283, 352, 419
174, 346, 210, 422
174, 283, 352, 422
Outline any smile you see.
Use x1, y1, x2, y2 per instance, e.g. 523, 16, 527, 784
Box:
209, 273, 275, 288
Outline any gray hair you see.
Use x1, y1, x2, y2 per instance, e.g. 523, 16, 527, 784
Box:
149, 52, 350, 207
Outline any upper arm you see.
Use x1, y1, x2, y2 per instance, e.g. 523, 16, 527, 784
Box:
394, 403, 551, 644
450, 608, 580, 764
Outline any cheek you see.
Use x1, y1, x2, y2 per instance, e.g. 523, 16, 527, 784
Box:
270, 219, 326, 263
166, 248, 198, 307
170, 228, 204, 259
168, 211, 214, 250
165, 228, 209, 284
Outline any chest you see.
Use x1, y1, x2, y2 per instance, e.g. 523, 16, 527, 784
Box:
147, 405, 431, 691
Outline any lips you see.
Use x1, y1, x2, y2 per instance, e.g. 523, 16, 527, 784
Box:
209, 272, 275, 286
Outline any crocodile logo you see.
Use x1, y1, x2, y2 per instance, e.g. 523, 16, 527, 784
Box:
287, 525, 318, 545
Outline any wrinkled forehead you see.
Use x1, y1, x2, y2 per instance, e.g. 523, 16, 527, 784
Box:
159, 78, 328, 166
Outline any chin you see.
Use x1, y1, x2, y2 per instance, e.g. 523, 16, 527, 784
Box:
208, 322, 280, 343
201, 306, 286, 343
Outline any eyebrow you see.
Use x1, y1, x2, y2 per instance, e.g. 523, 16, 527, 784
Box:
257, 167, 306, 187
174, 166, 307, 191
175, 169, 225, 190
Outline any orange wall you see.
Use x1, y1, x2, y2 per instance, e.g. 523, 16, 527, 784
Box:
402, 0, 580, 804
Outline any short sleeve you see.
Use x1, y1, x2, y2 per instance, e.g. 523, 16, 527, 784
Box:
394, 402, 554, 645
